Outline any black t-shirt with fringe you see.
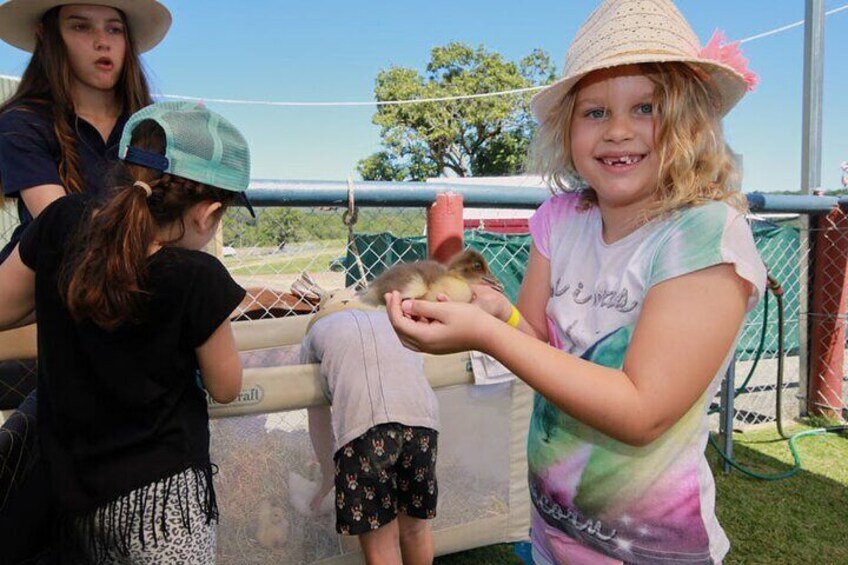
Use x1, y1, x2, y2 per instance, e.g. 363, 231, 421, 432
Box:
19, 194, 245, 552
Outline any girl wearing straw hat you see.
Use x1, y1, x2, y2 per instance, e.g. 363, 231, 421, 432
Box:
388, 1, 766, 563
0, 0, 171, 264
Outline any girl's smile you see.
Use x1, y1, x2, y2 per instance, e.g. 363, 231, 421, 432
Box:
570, 65, 660, 233
596, 152, 646, 170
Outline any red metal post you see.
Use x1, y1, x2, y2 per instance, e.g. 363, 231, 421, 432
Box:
427, 192, 464, 263
809, 207, 848, 418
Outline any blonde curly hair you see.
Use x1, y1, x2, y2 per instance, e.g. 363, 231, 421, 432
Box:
530, 62, 747, 218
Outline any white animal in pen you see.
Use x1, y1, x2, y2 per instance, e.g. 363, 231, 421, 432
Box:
255, 497, 290, 549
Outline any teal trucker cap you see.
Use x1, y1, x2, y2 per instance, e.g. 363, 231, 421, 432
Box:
118, 101, 254, 216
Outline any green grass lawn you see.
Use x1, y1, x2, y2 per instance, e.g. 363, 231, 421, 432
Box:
223, 241, 347, 276
227, 250, 344, 275
435, 422, 848, 565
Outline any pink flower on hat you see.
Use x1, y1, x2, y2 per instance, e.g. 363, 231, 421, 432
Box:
699, 30, 758, 91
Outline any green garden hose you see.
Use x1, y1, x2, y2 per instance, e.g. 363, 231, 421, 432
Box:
709, 274, 847, 480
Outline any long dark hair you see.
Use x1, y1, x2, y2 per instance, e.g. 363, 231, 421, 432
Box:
0, 6, 153, 202
64, 121, 238, 330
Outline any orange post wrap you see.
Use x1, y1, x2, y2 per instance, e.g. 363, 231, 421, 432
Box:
427, 192, 464, 263
809, 207, 848, 418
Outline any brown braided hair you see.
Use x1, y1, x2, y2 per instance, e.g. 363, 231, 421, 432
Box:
63, 121, 238, 330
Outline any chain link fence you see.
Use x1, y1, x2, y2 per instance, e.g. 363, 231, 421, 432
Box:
221, 205, 428, 318
729, 216, 806, 430
220, 199, 848, 432
807, 209, 848, 421
2, 195, 847, 425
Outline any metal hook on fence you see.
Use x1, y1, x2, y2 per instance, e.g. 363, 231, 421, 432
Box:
343, 178, 369, 289
342, 179, 359, 228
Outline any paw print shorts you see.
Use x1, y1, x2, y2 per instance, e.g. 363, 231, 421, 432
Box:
333, 422, 438, 535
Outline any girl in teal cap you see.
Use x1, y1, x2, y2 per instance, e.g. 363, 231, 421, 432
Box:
0, 102, 249, 563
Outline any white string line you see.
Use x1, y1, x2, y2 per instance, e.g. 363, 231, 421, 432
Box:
158, 85, 543, 107
155, 3, 848, 107
3, 4, 847, 107
739, 3, 848, 43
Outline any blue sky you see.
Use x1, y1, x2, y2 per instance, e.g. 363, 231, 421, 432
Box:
1, 0, 847, 191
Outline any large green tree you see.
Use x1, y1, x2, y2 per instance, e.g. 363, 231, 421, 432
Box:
358, 43, 555, 181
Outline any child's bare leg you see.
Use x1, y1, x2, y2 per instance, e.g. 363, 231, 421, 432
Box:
307, 406, 335, 510
358, 518, 402, 565
397, 513, 433, 565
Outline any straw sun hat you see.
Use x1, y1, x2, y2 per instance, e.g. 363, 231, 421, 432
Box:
530, 0, 757, 122
0, 0, 171, 53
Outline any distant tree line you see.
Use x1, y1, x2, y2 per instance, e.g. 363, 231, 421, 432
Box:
223, 208, 426, 247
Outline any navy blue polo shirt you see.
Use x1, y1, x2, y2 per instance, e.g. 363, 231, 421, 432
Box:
0, 103, 127, 263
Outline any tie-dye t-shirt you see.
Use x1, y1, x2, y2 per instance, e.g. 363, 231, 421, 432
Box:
527, 194, 766, 565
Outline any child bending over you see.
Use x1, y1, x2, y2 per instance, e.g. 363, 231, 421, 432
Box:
303, 308, 439, 565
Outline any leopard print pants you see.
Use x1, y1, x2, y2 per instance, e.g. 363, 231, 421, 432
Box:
81, 468, 217, 564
